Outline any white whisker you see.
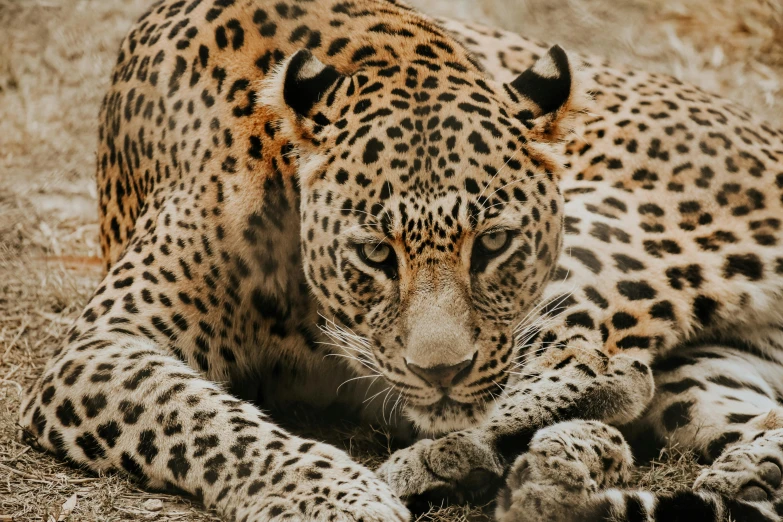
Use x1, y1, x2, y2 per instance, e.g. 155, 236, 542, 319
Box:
481, 169, 558, 210
364, 386, 391, 406
336, 372, 382, 394
477, 149, 521, 210
381, 386, 395, 423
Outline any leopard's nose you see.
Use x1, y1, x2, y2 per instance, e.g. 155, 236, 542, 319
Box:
405, 352, 477, 390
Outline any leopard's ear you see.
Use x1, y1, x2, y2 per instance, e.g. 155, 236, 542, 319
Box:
504, 45, 588, 142
259, 49, 346, 144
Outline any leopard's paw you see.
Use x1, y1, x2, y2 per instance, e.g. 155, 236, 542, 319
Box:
694, 428, 783, 504
377, 429, 504, 509
496, 420, 633, 522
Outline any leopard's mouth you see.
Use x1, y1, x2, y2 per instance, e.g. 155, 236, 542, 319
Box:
404, 395, 492, 433
427, 395, 474, 410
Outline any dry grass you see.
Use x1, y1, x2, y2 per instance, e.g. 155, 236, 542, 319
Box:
0, 0, 781, 520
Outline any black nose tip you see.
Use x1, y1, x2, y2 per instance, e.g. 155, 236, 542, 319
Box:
406, 353, 477, 390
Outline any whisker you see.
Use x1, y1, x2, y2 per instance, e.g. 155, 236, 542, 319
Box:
336, 372, 382, 394
381, 386, 395, 424
364, 385, 391, 406
316, 340, 371, 356
513, 299, 574, 336
338, 208, 385, 228
481, 169, 558, 208
518, 274, 578, 321
324, 352, 378, 372
318, 312, 373, 345
511, 267, 575, 332
389, 392, 406, 424
509, 346, 550, 370
316, 334, 371, 353
477, 149, 520, 210
512, 287, 576, 336
362, 375, 383, 400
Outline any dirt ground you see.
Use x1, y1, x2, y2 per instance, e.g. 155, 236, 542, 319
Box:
1, 0, 781, 520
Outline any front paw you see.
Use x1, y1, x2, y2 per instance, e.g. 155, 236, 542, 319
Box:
495, 421, 633, 522
496, 454, 593, 522
377, 430, 504, 507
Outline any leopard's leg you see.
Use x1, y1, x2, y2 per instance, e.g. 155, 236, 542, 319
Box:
490, 342, 783, 522
499, 342, 783, 522
641, 343, 783, 463
495, 420, 782, 522
20, 342, 406, 522
377, 347, 655, 504
18, 197, 407, 522
636, 342, 783, 510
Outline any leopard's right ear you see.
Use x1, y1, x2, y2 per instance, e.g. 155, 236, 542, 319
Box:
259, 50, 346, 142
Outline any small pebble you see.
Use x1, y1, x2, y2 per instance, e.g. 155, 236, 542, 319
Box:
142, 499, 163, 512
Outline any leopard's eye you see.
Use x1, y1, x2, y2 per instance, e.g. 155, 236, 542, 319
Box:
478, 231, 509, 253
356, 242, 398, 279
361, 243, 393, 264
471, 230, 514, 273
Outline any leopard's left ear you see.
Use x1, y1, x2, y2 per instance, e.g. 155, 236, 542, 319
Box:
504, 45, 588, 142
259, 49, 346, 144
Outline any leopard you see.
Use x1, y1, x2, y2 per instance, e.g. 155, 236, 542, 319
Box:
377, 19, 783, 521
15, 0, 783, 521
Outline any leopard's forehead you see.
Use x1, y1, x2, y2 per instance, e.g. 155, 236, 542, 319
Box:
306, 64, 559, 246
318, 65, 534, 181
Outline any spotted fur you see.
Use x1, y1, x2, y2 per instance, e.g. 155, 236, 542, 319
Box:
380, 21, 783, 520
16, 0, 783, 520
495, 420, 783, 522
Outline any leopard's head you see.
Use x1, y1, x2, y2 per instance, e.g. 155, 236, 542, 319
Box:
262, 44, 584, 434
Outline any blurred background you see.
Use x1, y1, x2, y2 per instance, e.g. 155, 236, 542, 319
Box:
0, 0, 781, 520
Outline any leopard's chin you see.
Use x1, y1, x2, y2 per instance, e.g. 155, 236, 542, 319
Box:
405, 397, 493, 435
